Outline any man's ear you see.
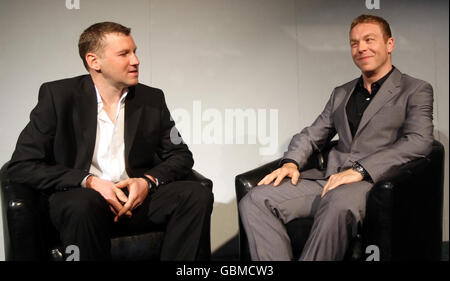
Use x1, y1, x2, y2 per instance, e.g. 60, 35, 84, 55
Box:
85, 52, 101, 71
386, 37, 395, 54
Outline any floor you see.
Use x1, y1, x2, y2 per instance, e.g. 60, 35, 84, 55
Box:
212, 238, 450, 261
442, 241, 449, 261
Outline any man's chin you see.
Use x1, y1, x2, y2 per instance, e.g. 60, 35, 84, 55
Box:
357, 64, 376, 74
117, 80, 138, 90
126, 78, 139, 86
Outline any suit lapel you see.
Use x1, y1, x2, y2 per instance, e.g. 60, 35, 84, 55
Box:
73, 75, 97, 163
339, 79, 358, 144
124, 86, 143, 161
354, 68, 402, 139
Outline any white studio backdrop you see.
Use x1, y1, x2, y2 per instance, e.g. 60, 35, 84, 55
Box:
0, 0, 448, 260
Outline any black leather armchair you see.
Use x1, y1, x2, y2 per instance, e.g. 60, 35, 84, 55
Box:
1, 163, 213, 261
235, 140, 444, 261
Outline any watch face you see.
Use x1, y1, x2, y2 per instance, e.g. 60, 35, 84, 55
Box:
352, 164, 366, 178
352, 164, 362, 172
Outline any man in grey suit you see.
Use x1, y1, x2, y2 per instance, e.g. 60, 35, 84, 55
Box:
239, 14, 434, 261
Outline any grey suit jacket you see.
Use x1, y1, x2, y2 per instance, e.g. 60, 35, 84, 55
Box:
283, 68, 434, 182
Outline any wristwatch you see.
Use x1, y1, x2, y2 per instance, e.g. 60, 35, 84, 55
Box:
352, 162, 370, 181
140, 176, 158, 194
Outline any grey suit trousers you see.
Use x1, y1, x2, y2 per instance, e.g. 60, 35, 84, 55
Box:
238, 178, 373, 261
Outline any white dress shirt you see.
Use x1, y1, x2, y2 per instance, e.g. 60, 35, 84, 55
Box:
81, 86, 129, 186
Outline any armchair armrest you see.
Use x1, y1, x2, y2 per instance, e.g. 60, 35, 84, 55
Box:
1, 162, 55, 260
367, 155, 431, 211
184, 169, 213, 190
363, 157, 430, 259
364, 140, 444, 260
235, 159, 281, 201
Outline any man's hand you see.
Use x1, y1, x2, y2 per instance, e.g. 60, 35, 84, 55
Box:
85, 176, 132, 218
258, 163, 300, 187
321, 168, 363, 197
114, 177, 151, 222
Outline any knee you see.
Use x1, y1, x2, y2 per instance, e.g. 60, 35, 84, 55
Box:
194, 182, 214, 206
180, 181, 214, 211
238, 193, 252, 215
50, 188, 109, 220
246, 186, 272, 208
238, 186, 274, 217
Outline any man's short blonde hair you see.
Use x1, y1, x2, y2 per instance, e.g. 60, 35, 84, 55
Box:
350, 14, 392, 42
78, 22, 131, 70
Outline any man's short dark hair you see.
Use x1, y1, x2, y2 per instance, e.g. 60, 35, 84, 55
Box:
78, 22, 131, 70
350, 14, 392, 42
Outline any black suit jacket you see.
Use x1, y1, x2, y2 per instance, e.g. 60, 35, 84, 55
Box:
7, 75, 194, 192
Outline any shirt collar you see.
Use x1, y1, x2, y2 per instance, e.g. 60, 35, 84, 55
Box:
94, 86, 129, 108
357, 65, 395, 95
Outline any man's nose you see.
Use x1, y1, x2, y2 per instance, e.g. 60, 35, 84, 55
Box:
358, 41, 368, 53
131, 52, 140, 66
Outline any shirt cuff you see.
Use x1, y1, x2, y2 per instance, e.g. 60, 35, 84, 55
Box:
81, 174, 92, 188
279, 158, 300, 170
144, 174, 159, 187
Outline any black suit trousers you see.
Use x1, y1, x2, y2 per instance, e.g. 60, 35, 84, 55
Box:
48, 180, 214, 261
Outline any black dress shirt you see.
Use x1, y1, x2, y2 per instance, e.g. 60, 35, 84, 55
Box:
346, 67, 395, 137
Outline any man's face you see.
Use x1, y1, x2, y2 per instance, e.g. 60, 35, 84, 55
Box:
96, 33, 140, 88
350, 23, 394, 76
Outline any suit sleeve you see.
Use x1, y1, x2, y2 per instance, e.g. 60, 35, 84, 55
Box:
7, 83, 88, 191
282, 89, 337, 170
358, 82, 434, 182
145, 92, 194, 184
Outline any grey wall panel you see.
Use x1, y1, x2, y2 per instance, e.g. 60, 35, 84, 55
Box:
148, 0, 300, 252
0, 0, 447, 260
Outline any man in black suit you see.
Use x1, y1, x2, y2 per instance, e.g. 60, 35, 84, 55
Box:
7, 22, 213, 261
